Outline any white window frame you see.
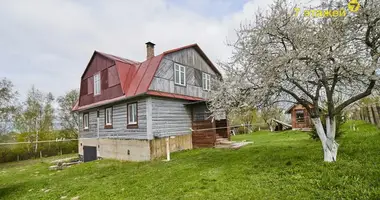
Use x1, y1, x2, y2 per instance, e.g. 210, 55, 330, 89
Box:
174, 63, 186, 86
105, 107, 112, 126
127, 103, 137, 125
202, 73, 211, 91
94, 73, 101, 96
83, 113, 89, 130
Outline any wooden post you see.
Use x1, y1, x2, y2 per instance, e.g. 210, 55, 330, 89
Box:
212, 119, 216, 146
368, 106, 375, 125
17, 155, 19, 162
40, 151, 42, 159
165, 137, 170, 161
373, 104, 380, 127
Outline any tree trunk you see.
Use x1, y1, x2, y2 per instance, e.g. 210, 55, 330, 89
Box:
311, 117, 339, 162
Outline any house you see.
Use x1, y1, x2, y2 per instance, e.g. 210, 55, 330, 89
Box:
285, 104, 312, 130
72, 42, 229, 162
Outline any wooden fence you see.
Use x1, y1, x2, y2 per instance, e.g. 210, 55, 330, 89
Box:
351, 104, 380, 127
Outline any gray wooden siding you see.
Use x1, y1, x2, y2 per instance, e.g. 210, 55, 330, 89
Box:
79, 98, 148, 140
151, 97, 192, 137
149, 47, 217, 99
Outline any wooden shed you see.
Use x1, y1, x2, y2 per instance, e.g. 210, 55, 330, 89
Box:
285, 104, 312, 130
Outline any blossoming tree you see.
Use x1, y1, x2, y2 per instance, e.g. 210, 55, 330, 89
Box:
210, 0, 380, 162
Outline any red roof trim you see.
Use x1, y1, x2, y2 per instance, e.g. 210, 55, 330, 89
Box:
97, 51, 139, 65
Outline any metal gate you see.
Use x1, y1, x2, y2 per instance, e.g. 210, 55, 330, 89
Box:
83, 146, 97, 162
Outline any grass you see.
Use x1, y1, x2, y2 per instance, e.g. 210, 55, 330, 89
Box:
0, 120, 379, 199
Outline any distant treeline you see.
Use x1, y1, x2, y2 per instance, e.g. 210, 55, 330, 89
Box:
0, 130, 78, 163
0, 77, 79, 163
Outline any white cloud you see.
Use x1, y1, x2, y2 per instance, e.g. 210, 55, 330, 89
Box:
0, 0, 273, 100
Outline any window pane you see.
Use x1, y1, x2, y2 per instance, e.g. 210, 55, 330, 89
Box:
83, 114, 88, 129
108, 110, 110, 123
296, 110, 304, 122
94, 73, 101, 95
105, 108, 112, 124
175, 71, 179, 84
180, 72, 185, 85
132, 104, 135, 122
128, 105, 132, 123
128, 104, 137, 124
133, 104, 136, 122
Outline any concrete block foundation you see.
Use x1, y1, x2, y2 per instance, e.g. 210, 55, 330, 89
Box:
78, 134, 192, 162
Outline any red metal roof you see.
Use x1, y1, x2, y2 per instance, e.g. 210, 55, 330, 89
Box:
73, 44, 220, 111
111, 43, 222, 98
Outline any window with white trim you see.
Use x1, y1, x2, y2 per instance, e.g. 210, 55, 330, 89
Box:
174, 63, 186, 86
128, 103, 137, 125
202, 73, 211, 91
105, 107, 112, 126
94, 73, 101, 95
83, 113, 89, 130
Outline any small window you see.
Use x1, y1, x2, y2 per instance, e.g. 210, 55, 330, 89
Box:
202, 73, 211, 91
94, 73, 101, 95
105, 107, 112, 126
83, 113, 89, 130
128, 103, 138, 125
174, 63, 186, 86
295, 110, 305, 122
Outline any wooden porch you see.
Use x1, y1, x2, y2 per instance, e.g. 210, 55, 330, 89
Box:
186, 101, 230, 148
191, 118, 230, 148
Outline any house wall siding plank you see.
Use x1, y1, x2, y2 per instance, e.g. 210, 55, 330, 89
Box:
151, 97, 192, 137
79, 98, 148, 140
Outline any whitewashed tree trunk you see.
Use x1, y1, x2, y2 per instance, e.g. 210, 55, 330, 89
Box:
311, 117, 339, 162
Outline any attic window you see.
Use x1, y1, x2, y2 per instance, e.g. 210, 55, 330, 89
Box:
174, 63, 186, 86
202, 73, 211, 91
94, 73, 101, 95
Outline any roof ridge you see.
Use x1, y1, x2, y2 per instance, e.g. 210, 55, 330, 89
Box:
96, 51, 140, 65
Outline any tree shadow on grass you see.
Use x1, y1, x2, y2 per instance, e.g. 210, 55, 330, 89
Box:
0, 183, 28, 199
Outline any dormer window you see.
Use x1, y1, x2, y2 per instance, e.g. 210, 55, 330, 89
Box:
202, 73, 211, 91
94, 73, 101, 95
174, 63, 186, 86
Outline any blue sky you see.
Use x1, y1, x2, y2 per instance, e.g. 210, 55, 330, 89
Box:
0, 0, 271, 101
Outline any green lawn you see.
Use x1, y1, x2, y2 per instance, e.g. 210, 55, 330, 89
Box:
0, 121, 379, 200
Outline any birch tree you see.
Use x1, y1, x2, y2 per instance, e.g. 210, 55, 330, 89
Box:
210, 0, 380, 162
57, 89, 79, 137
0, 78, 18, 134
